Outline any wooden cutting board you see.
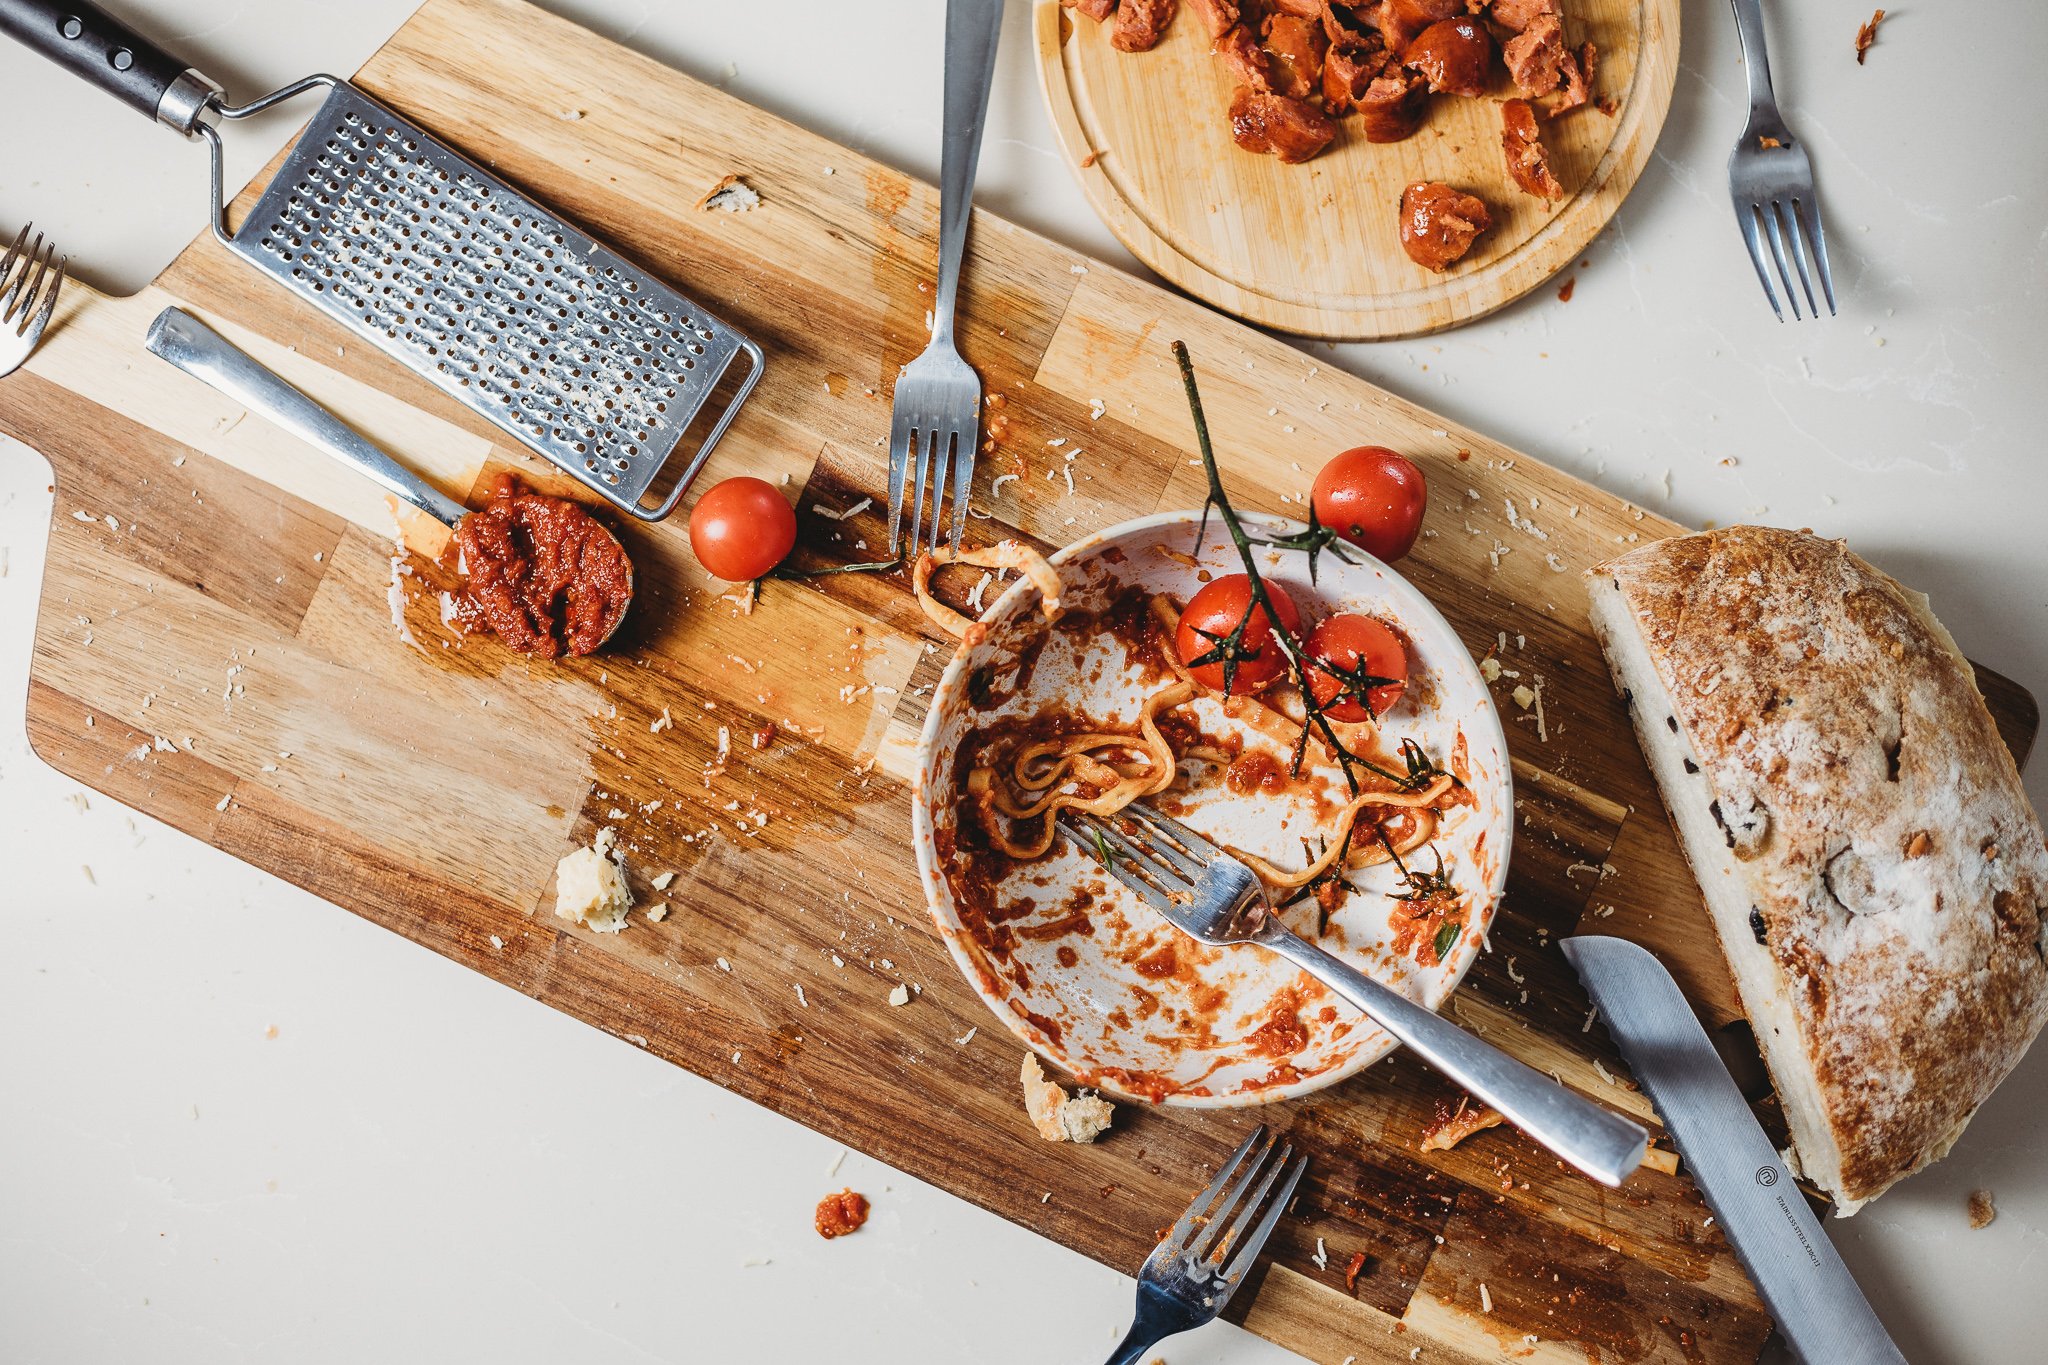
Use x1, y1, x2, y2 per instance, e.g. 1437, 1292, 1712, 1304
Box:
5, 2, 2034, 1361
1035, 0, 1680, 339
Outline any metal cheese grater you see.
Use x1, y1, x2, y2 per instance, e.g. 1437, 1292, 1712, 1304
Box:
0, 1, 763, 521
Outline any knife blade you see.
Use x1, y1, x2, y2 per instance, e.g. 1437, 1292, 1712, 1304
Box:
1559, 935, 1907, 1365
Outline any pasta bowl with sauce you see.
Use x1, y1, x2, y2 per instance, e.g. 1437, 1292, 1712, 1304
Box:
911, 510, 1512, 1107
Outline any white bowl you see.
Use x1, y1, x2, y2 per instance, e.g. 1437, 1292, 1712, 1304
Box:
911, 511, 1512, 1106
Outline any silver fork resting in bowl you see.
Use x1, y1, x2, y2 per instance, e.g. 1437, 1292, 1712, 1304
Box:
1726, 0, 1835, 319
1061, 801, 1649, 1188
1104, 1124, 1306, 1365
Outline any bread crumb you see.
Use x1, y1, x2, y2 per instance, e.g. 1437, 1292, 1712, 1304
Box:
1968, 1189, 1996, 1229
553, 827, 633, 933
1020, 1053, 1113, 1143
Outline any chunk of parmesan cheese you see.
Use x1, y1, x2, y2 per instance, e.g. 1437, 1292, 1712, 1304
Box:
553, 826, 634, 934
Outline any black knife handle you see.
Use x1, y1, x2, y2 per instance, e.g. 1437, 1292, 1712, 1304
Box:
0, 0, 206, 125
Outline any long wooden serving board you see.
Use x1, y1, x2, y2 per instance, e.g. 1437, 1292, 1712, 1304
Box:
1035, 0, 1680, 339
6, 2, 2035, 1361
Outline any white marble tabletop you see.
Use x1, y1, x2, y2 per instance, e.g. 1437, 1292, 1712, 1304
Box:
3, 2, 2044, 1362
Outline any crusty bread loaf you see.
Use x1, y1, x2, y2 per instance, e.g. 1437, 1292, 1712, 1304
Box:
1586, 526, 2048, 1212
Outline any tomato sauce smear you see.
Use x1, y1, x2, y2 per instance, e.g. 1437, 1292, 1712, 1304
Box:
453, 473, 632, 658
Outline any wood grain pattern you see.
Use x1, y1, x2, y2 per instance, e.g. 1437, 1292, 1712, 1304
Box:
4, 2, 2033, 1361
1034, 0, 1681, 339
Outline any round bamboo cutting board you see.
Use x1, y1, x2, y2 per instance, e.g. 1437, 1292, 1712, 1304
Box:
1033, 0, 1680, 340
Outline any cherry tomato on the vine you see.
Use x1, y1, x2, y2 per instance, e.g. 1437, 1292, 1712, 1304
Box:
1175, 575, 1303, 695
1303, 613, 1410, 722
1311, 446, 1427, 563
688, 476, 797, 582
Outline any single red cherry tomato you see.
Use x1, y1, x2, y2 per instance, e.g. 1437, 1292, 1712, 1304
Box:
1175, 575, 1303, 694
1304, 613, 1410, 722
1311, 446, 1428, 563
688, 476, 797, 582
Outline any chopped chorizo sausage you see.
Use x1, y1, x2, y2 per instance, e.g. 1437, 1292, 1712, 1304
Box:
1377, 0, 1464, 55
1357, 64, 1430, 142
1061, 0, 1120, 24
1112, 0, 1179, 52
1501, 97, 1565, 199
1405, 17, 1492, 98
1399, 181, 1492, 271
1188, 0, 1241, 39
1229, 85, 1340, 162
1263, 13, 1331, 98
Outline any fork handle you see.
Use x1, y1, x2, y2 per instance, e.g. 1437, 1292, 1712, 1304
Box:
0, 0, 221, 134
1726, 0, 1779, 116
1102, 1283, 1186, 1365
931, 0, 1004, 348
1265, 929, 1649, 1187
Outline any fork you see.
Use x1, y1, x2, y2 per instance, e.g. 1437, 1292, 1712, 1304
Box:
1726, 0, 1836, 319
0, 223, 67, 378
1062, 801, 1649, 1187
886, 0, 1003, 557
1104, 1124, 1306, 1365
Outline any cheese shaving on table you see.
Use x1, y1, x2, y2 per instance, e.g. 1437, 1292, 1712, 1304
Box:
1019, 1054, 1113, 1143
812, 497, 872, 521
1640, 1146, 1681, 1175
697, 174, 760, 211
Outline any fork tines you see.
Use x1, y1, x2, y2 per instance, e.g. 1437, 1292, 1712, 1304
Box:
0, 223, 67, 376
886, 380, 979, 557
1729, 136, 1836, 322
1058, 805, 1215, 914
1736, 193, 1834, 321
1160, 1125, 1307, 1287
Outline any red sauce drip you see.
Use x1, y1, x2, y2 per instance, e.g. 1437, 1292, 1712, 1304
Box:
453, 472, 632, 658
814, 1189, 870, 1239
1245, 990, 1310, 1059
1224, 749, 1291, 796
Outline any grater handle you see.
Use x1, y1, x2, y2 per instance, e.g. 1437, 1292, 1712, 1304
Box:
143, 307, 472, 531
931, 0, 1004, 348
0, 0, 221, 134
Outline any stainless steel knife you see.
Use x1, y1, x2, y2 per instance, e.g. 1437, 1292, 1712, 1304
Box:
1559, 935, 1908, 1365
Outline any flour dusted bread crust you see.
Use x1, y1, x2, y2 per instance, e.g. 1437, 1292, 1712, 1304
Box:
1586, 526, 2048, 1212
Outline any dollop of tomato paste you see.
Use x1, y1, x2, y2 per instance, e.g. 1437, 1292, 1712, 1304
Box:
814, 1188, 870, 1239
454, 473, 632, 658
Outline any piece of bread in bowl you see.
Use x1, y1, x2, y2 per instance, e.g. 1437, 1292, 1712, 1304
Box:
1585, 525, 2048, 1212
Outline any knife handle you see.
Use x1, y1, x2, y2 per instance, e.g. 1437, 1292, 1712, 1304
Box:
0, 0, 221, 133
1267, 929, 1650, 1186
143, 308, 472, 532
